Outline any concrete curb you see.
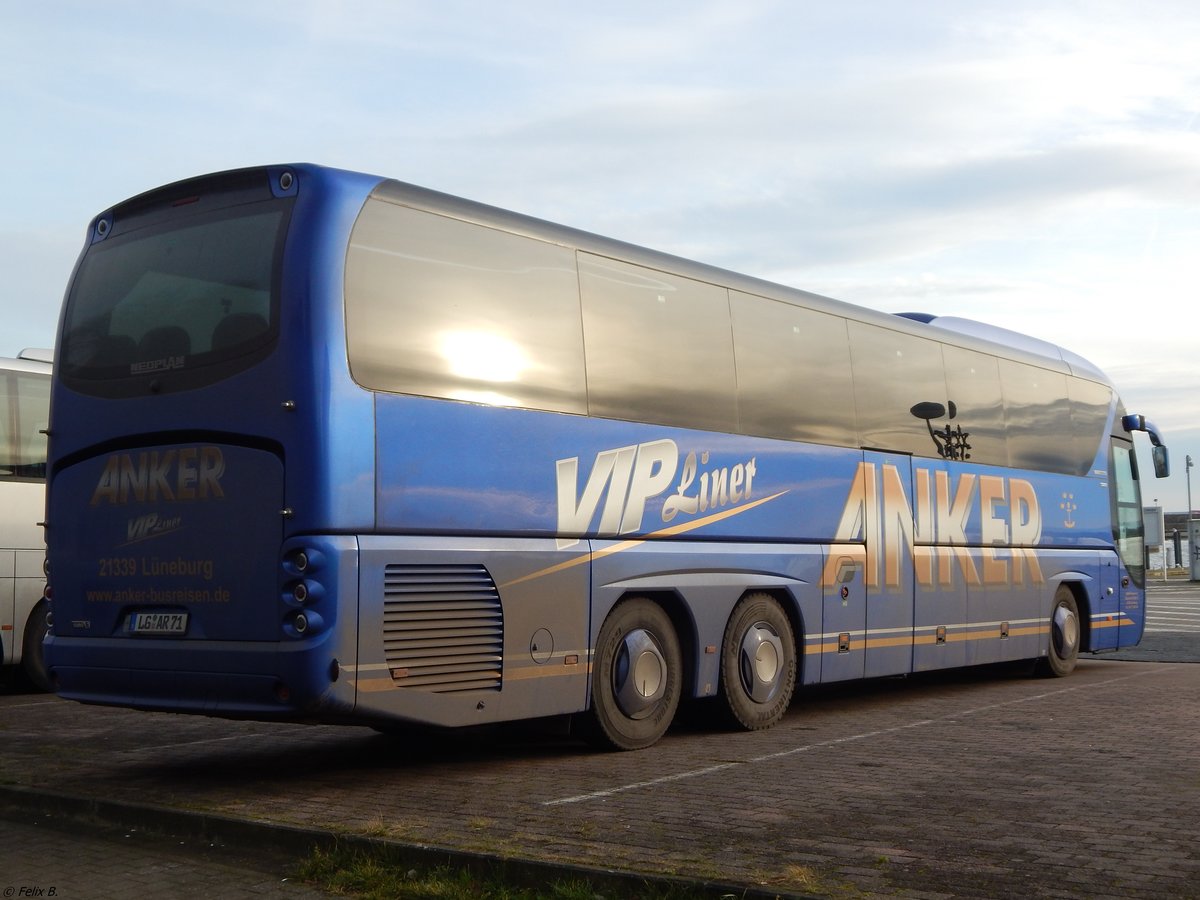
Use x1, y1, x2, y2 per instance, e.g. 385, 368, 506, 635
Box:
0, 784, 810, 899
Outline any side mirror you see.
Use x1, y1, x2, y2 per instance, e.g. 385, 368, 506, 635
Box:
1152, 445, 1170, 479
1121, 414, 1169, 478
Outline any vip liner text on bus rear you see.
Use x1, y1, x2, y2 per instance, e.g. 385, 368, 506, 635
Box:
42, 164, 1168, 750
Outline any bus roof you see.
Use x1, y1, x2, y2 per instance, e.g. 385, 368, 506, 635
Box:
3, 350, 53, 374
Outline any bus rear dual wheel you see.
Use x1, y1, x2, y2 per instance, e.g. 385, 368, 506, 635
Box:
586, 593, 797, 751
718, 593, 797, 731
586, 598, 682, 751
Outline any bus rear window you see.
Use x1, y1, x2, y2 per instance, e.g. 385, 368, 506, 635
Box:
60, 204, 289, 395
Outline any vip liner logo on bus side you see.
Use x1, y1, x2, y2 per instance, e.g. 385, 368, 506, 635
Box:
556, 441, 1046, 591
556, 439, 757, 549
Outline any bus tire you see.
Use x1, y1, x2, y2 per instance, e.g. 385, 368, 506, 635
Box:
719, 593, 796, 730
21, 600, 51, 693
1036, 586, 1080, 678
586, 598, 682, 751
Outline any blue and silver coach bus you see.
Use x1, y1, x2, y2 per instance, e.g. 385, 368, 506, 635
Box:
43, 165, 1168, 749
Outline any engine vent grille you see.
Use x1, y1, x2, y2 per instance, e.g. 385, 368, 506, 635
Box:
383, 564, 503, 693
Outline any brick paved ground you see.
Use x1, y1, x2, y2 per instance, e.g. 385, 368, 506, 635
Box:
2, 583, 1198, 899
1, 815, 327, 899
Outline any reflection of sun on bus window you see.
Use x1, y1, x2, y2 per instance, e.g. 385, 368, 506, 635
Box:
440, 331, 528, 384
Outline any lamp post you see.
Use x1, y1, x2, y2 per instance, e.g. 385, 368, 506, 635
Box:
1188, 455, 1197, 582
1188, 455, 1194, 524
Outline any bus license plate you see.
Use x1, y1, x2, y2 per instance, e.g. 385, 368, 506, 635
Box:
129, 612, 189, 635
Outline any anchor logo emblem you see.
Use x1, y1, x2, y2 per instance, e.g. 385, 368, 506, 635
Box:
1060, 492, 1077, 529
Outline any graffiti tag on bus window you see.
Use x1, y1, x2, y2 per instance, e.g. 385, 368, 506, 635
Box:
911, 400, 971, 461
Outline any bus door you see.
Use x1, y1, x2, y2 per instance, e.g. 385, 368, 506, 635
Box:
1109, 437, 1147, 648
1109, 553, 1142, 648
912, 459, 968, 671
864, 451, 915, 679
822, 544, 866, 683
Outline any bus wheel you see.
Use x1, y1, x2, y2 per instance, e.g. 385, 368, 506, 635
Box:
1036, 586, 1080, 678
21, 600, 52, 693
719, 593, 796, 730
586, 598, 682, 751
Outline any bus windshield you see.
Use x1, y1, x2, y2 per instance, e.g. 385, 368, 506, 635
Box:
60, 202, 289, 395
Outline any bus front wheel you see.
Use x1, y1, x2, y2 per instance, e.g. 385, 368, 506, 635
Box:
719, 593, 796, 730
586, 598, 682, 751
1036, 586, 1080, 678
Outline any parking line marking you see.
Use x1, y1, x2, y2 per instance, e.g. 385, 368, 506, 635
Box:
542, 668, 1163, 806
0, 698, 64, 711
122, 731, 289, 752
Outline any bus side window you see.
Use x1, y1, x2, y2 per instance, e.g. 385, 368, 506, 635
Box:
0, 371, 49, 480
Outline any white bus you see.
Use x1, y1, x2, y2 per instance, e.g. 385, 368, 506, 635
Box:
2, 349, 51, 690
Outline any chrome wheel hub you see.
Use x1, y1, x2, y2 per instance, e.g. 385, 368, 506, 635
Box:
739, 622, 784, 704
1053, 604, 1078, 657
613, 628, 667, 719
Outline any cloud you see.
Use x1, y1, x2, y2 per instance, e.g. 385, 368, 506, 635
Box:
3, 1, 1199, 507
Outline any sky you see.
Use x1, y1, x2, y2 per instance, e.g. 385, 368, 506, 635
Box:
3, 1, 1198, 512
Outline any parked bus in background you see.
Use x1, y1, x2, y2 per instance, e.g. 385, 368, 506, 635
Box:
2, 348, 51, 691
42, 166, 1168, 749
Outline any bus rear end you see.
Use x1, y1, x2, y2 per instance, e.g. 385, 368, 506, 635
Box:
44, 165, 376, 719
